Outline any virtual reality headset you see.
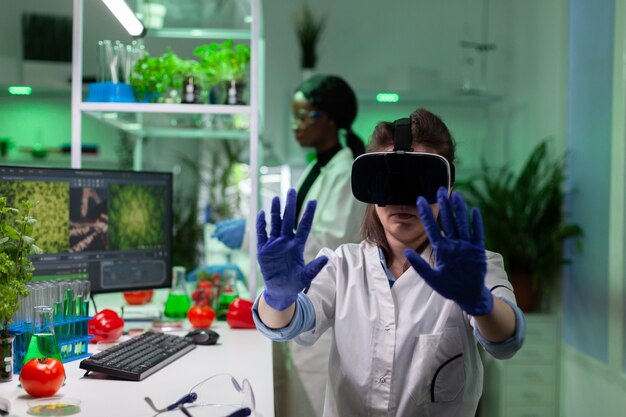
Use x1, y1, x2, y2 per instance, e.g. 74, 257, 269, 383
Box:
351, 117, 455, 206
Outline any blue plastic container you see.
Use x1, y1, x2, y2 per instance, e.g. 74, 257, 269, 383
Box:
86, 82, 135, 103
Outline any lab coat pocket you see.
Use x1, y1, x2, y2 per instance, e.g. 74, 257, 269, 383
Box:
409, 327, 465, 406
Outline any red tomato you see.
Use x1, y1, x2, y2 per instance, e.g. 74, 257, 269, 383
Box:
88, 309, 124, 343
197, 281, 213, 289
123, 290, 154, 305
226, 298, 256, 329
20, 357, 65, 397
187, 305, 216, 329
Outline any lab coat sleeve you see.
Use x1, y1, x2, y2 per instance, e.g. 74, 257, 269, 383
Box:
471, 251, 526, 359
251, 292, 316, 341
473, 297, 526, 359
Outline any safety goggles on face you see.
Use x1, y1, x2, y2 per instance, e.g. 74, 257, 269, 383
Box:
144, 373, 257, 417
290, 110, 325, 128
351, 117, 455, 206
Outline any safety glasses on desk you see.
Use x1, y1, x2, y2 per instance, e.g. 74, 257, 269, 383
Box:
144, 373, 258, 417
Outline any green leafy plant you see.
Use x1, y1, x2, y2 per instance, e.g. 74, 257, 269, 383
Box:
0, 198, 42, 338
130, 49, 204, 101
193, 140, 245, 222
295, 3, 328, 69
193, 40, 251, 84
457, 140, 583, 309
170, 140, 245, 273
172, 192, 204, 273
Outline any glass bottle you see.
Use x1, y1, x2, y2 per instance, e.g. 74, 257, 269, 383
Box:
217, 268, 239, 321
164, 266, 191, 319
23, 306, 62, 365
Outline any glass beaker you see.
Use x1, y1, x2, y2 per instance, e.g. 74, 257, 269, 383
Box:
23, 306, 62, 365
164, 266, 192, 319
216, 268, 239, 321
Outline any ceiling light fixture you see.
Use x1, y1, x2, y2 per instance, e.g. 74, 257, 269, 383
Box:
101, 0, 145, 37
8, 86, 33, 96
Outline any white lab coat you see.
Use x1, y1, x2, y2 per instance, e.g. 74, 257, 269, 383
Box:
295, 147, 366, 263
294, 241, 518, 417
287, 147, 366, 416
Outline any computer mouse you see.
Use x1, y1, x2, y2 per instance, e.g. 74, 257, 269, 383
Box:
185, 329, 220, 345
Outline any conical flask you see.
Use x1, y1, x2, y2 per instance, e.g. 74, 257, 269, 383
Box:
23, 306, 62, 364
164, 266, 191, 319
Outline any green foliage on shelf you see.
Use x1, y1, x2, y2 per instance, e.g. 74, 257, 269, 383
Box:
0, 198, 42, 338
457, 140, 584, 294
194, 40, 251, 84
130, 48, 204, 101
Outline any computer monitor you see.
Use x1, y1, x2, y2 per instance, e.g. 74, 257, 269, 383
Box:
0, 165, 172, 293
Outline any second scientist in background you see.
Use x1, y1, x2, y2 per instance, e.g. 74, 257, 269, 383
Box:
214, 74, 366, 416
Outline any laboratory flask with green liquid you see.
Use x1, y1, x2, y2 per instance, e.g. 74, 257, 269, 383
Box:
164, 266, 191, 319
23, 306, 62, 364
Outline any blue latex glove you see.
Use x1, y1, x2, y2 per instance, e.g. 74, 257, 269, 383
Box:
405, 187, 493, 316
212, 218, 246, 249
256, 188, 329, 311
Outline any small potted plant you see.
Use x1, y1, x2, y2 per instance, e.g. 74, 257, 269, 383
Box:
458, 140, 584, 312
295, 2, 328, 80
0, 198, 41, 382
130, 49, 204, 103
193, 40, 251, 104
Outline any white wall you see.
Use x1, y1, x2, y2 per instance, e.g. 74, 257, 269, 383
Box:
262, 0, 568, 178
1, 0, 569, 173
562, 346, 626, 416
561, 0, 626, 415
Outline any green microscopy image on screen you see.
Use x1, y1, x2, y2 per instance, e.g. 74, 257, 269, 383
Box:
108, 184, 167, 250
0, 180, 69, 254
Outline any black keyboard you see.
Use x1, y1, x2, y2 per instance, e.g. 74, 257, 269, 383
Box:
79, 332, 196, 381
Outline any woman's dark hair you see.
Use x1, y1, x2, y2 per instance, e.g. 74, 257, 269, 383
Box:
361, 108, 457, 261
296, 74, 365, 158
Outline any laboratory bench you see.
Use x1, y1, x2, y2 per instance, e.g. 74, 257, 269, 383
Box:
0, 291, 274, 417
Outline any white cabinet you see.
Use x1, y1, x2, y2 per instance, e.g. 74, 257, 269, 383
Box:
69, 0, 263, 297
480, 314, 561, 417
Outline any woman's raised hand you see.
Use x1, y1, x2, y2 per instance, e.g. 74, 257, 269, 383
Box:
256, 188, 328, 311
405, 187, 493, 316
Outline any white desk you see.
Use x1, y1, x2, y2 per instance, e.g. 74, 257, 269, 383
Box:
0, 293, 274, 417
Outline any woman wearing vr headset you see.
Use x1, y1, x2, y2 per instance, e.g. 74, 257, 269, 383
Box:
252, 108, 526, 417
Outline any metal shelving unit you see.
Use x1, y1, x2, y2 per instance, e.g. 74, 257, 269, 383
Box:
70, 0, 263, 297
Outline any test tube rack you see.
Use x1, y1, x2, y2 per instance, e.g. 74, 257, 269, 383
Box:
9, 315, 94, 374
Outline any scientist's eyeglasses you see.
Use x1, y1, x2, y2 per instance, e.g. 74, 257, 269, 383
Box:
144, 373, 257, 417
290, 110, 325, 128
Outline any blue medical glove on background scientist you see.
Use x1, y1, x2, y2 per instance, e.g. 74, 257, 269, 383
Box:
252, 108, 526, 417
212, 74, 366, 262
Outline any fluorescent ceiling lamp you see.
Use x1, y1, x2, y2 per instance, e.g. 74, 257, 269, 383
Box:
101, 0, 144, 37
376, 92, 400, 103
8, 86, 32, 95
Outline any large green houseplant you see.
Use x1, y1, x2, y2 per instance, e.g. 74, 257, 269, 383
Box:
458, 140, 583, 312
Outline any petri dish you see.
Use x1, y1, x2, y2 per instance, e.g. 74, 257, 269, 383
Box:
27, 397, 81, 416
